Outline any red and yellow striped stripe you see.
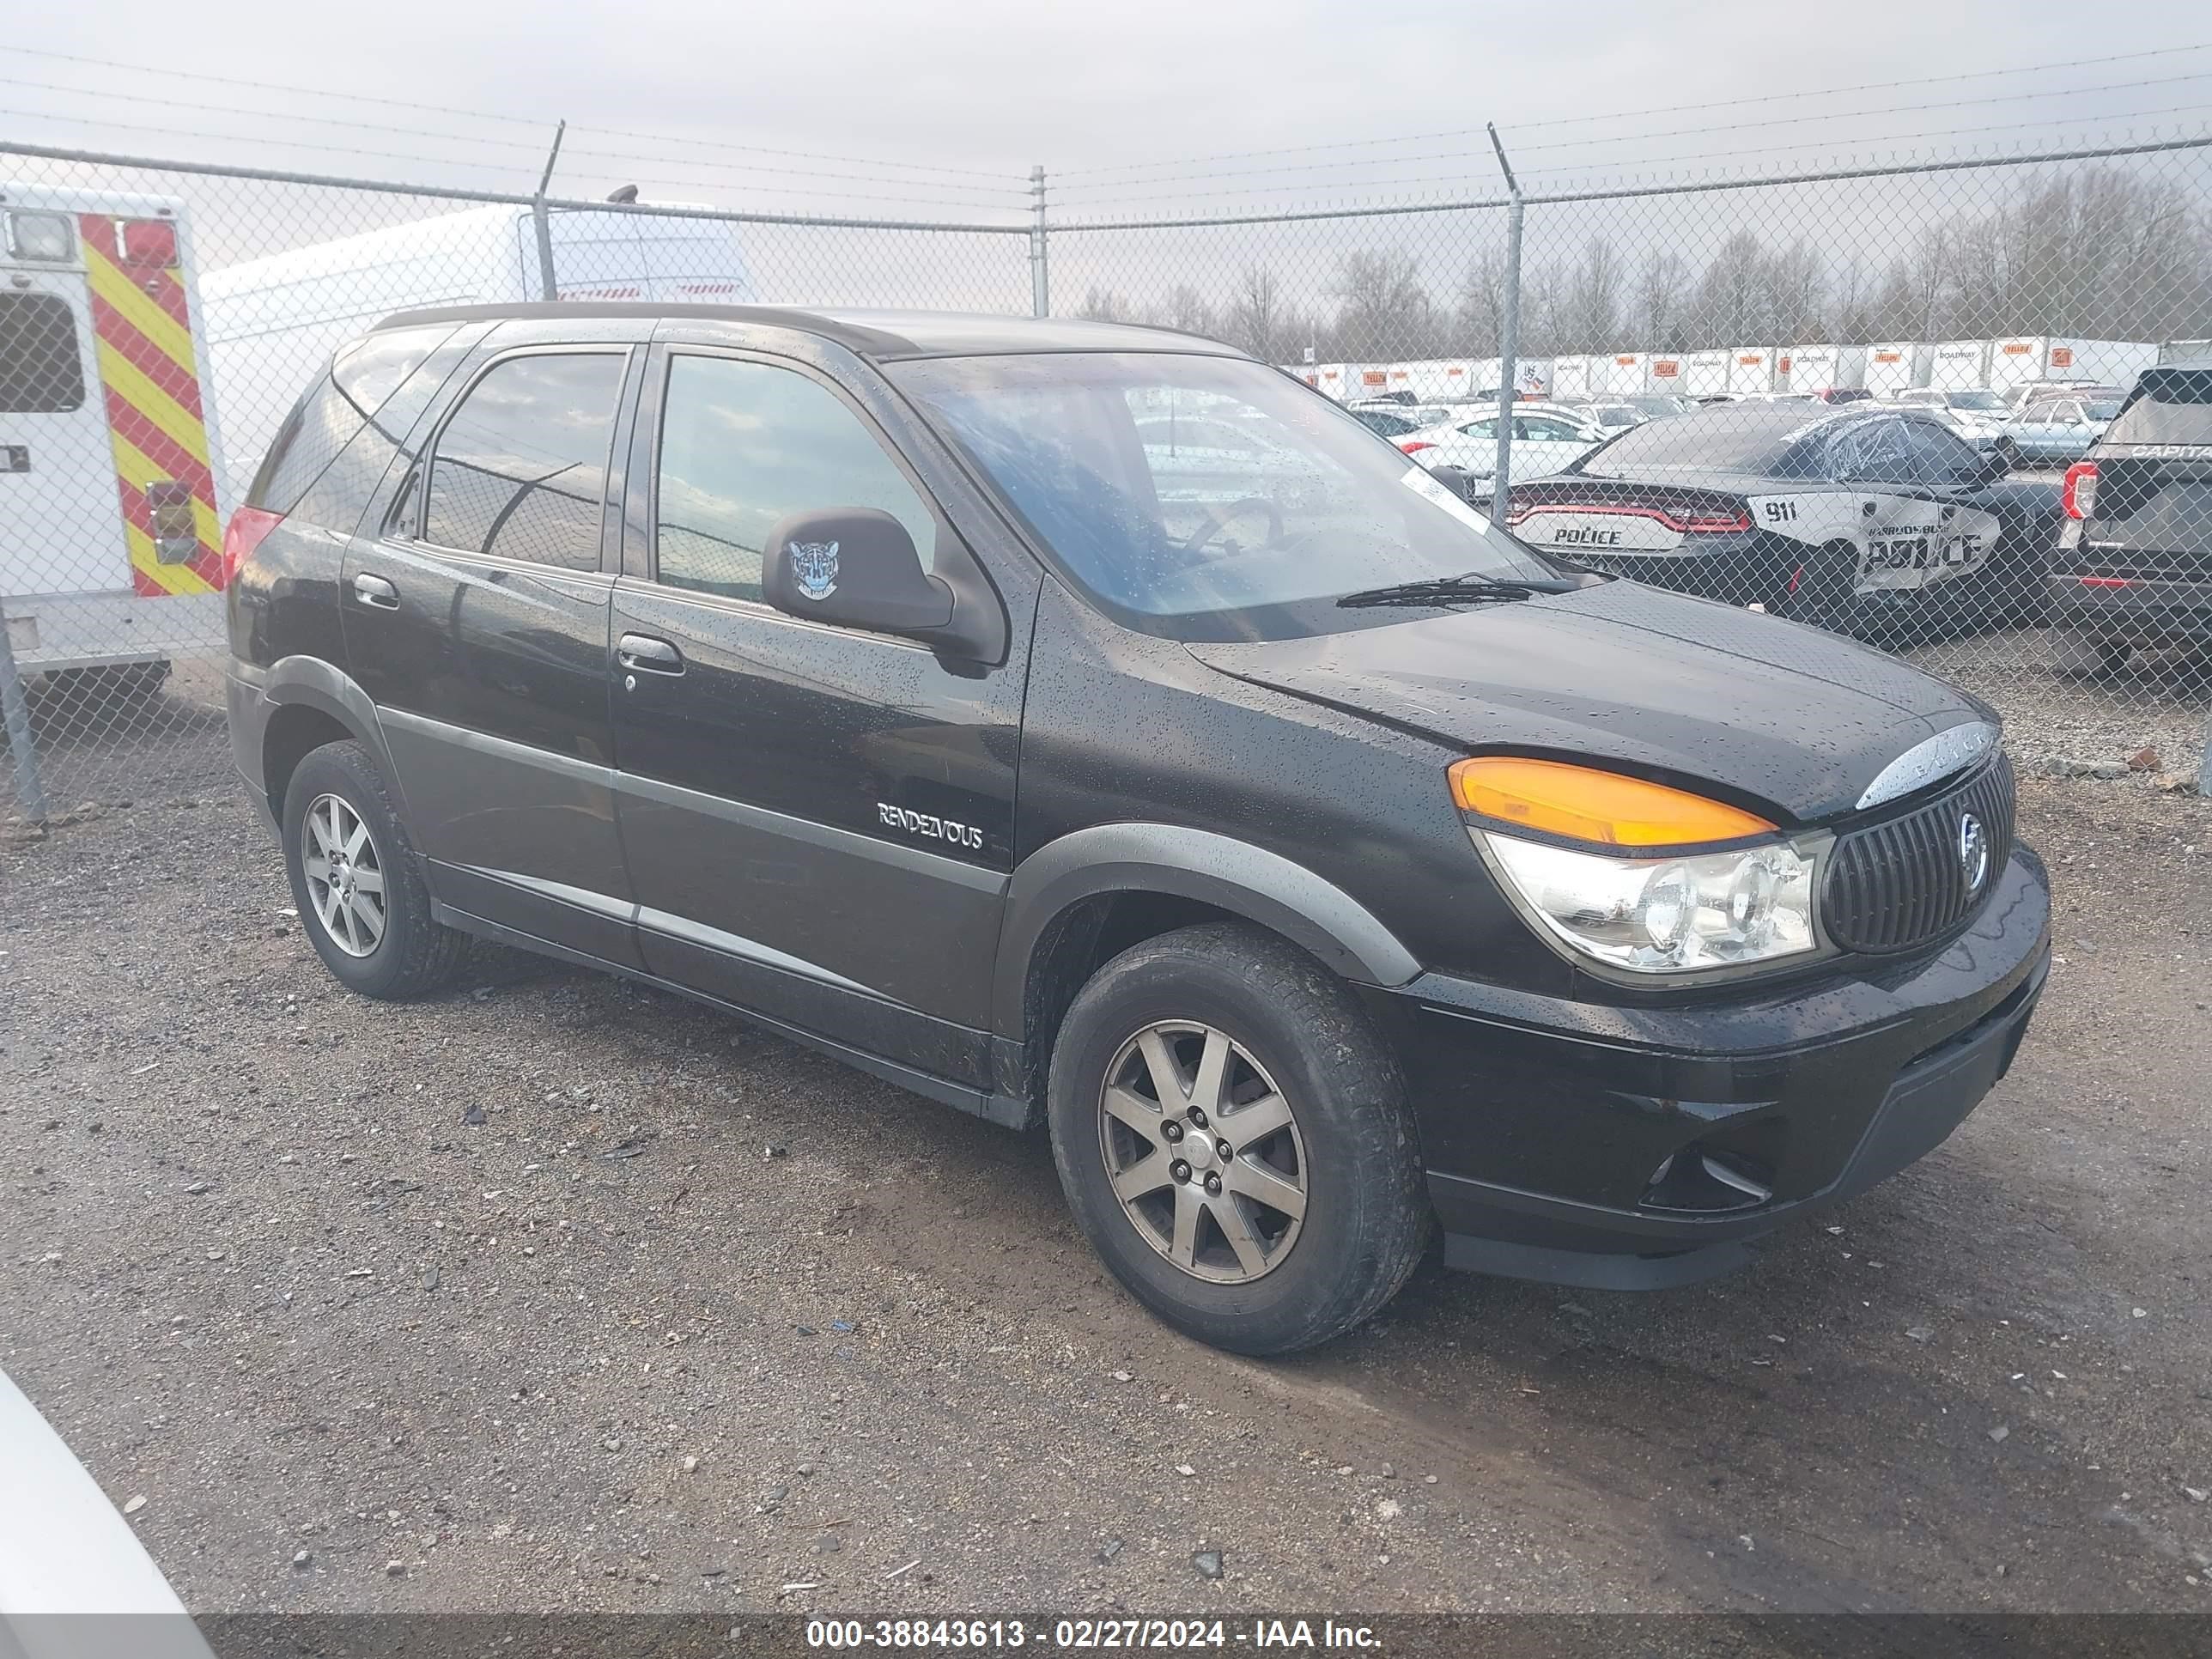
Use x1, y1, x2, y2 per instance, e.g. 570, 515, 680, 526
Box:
78, 214, 222, 597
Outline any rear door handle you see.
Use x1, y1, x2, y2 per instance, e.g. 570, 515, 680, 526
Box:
617, 633, 685, 675
353, 573, 399, 610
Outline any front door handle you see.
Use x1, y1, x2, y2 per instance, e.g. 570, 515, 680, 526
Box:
353, 573, 399, 610
617, 633, 685, 675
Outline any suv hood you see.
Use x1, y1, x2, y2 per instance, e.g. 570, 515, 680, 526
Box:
1184, 580, 1990, 823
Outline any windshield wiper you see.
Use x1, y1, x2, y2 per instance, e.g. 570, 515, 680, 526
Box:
1336, 573, 1561, 608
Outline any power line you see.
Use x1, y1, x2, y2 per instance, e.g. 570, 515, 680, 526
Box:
2, 106, 1019, 211
1048, 78, 2212, 204
0, 43, 1012, 183
1052, 68, 2212, 198
1051, 40, 2212, 180
1054, 109, 2212, 215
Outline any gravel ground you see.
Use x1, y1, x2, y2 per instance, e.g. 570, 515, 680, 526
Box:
3, 755, 2211, 1620
1903, 629, 2209, 782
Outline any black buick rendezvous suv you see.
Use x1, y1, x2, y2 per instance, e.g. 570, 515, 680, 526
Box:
223, 304, 2051, 1354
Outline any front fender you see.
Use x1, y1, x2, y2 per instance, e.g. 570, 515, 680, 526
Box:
992, 822, 1420, 1039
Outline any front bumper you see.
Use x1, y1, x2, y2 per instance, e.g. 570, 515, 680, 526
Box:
1378, 844, 2051, 1289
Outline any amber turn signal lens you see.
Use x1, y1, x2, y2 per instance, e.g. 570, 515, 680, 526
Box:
1449, 757, 1776, 848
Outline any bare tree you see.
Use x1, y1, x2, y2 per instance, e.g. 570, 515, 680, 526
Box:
1221, 267, 1285, 361
1564, 237, 1625, 354
1455, 245, 1508, 357
1076, 286, 1134, 323
1635, 251, 1692, 349
1331, 250, 1437, 361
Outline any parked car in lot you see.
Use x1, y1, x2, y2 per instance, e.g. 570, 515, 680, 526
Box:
1, 1367, 215, 1650
1887, 387, 2021, 459
2046, 359, 2212, 674
1549, 399, 1650, 435
1345, 400, 1460, 439
1504, 401, 2064, 635
1399, 404, 1608, 481
2004, 389, 2124, 465
225, 302, 2049, 1353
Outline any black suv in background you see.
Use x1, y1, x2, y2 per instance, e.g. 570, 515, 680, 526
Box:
223, 304, 2050, 1354
2049, 360, 2212, 675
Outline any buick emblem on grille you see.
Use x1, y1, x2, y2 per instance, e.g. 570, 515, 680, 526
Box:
1958, 811, 1990, 894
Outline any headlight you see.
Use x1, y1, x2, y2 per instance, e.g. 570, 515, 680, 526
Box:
1448, 756, 1820, 975
1480, 832, 1817, 973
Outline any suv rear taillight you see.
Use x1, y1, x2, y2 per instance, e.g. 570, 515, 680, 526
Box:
222, 507, 283, 584
1399, 440, 1435, 455
2062, 460, 2099, 520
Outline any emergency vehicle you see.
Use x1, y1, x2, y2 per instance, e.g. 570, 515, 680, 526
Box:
1, 182, 227, 690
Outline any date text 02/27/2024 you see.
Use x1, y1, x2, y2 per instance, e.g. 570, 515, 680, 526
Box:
805, 1617, 1384, 1650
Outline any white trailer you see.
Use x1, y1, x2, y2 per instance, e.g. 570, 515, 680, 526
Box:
1986, 336, 2159, 398
1683, 349, 1732, 397
1645, 354, 1686, 394
1864, 342, 1924, 398
1928, 340, 1990, 391
1778, 343, 1866, 396
1725, 347, 1775, 394
1550, 356, 1594, 399
0, 182, 228, 687
1596, 352, 1647, 395
201, 200, 757, 505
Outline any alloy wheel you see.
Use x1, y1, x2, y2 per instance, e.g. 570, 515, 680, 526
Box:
1097, 1020, 1309, 1284
301, 792, 387, 958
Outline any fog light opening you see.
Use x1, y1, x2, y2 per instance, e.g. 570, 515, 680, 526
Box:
1640, 1145, 1773, 1214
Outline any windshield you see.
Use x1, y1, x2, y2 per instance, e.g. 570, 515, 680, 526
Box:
891, 351, 1561, 641
1947, 390, 2007, 412
2085, 400, 2123, 421
1589, 404, 1644, 425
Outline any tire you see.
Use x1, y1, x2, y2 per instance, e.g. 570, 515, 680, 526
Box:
2051, 630, 2132, 679
1047, 922, 1430, 1355
281, 739, 467, 1000
1781, 538, 1866, 636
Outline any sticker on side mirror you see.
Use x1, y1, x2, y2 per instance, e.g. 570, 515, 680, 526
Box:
1401, 465, 1492, 530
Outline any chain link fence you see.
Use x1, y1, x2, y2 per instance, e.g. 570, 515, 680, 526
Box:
3, 132, 2210, 826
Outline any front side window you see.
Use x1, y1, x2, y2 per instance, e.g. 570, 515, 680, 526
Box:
0, 292, 86, 414
653, 355, 936, 602
891, 350, 1560, 641
423, 352, 625, 569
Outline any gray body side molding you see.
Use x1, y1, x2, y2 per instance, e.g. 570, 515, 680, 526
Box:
992, 822, 1422, 1039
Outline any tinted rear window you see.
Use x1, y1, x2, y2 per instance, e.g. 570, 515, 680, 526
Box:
1576, 408, 1820, 476
2106, 368, 2212, 447
0, 292, 86, 414
246, 323, 458, 514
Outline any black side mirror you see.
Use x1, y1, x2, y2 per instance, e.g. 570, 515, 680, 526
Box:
1427, 465, 1480, 503
763, 507, 1003, 663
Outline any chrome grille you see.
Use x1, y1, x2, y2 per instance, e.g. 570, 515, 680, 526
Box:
1823, 755, 2015, 955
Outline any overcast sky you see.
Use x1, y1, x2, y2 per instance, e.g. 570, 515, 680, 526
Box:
5, 0, 2209, 219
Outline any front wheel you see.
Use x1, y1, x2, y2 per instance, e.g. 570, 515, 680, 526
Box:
1048, 923, 1430, 1355
281, 739, 467, 1000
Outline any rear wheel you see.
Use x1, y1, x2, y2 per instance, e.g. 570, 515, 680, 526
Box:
2052, 630, 2133, 678
1781, 538, 1866, 635
1047, 922, 1429, 1355
281, 739, 466, 1000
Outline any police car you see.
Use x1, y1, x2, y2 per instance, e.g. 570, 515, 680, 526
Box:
1502, 403, 2063, 635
